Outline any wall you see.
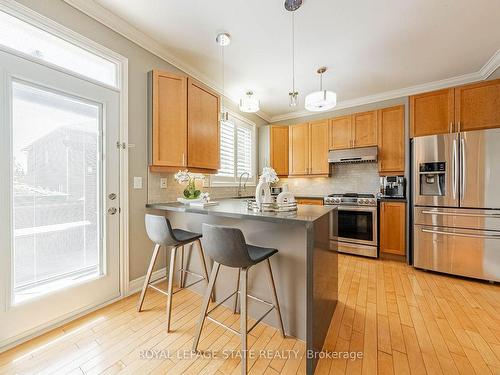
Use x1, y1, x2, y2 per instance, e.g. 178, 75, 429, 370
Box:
14, 0, 267, 282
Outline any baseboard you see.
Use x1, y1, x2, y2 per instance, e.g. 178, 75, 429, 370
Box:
127, 267, 166, 296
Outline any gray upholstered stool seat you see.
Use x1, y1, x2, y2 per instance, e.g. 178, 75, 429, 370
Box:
138, 214, 212, 332
192, 224, 285, 375
247, 244, 278, 264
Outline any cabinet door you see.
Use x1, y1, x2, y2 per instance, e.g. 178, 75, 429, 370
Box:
455, 79, 500, 131
378, 106, 405, 174
353, 111, 378, 147
152, 70, 187, 167
309, 120, 329, 175
187, 78, 220, 171
289, 123, 310, 176
329, 116, 352, 150
270, 125, 289, 176
380, 201, 406, 256
410, 89, 454, 137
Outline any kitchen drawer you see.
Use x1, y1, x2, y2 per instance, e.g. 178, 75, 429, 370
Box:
414, 207, 500, 231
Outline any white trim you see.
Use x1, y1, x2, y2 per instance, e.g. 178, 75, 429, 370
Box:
63, 0, 272, 123
127, 267, 167, 296
270, 49, 500, 122
61, 0, 500, 124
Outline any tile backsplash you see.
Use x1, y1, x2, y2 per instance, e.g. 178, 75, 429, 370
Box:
278, 163, 380, 196
147, 172, 255, 203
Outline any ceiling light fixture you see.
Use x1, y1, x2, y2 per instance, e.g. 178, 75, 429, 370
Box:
285, 0, 301, 107
305, 67, 337, 112
216, 32, 231, 121
239, 91, 260, 113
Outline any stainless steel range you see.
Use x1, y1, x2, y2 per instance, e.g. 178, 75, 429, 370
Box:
324, 193, 378, 258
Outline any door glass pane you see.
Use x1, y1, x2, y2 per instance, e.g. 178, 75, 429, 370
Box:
12, 80, 102, 304
338, 210, 373, 241
0, 10, 118, 87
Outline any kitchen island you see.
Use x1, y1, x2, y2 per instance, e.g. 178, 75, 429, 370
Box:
146, 199, 338, 374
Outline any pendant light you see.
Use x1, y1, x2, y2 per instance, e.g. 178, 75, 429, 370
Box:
305, 67, 337, 112
239, 91, 260, 113
285, 0, 301, 107
216, 32, 230, 121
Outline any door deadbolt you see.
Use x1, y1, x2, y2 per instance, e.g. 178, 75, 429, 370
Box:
108, 193, 117, 200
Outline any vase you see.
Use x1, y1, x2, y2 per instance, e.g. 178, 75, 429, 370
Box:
183, 179, 201, 199
255, 180, 272, 205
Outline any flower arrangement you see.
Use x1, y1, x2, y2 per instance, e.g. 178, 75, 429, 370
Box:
174, 170, 205, 199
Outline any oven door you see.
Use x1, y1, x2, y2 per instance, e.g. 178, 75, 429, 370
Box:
335, 205, 378, 246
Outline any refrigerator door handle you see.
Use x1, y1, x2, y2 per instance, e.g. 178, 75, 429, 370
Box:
421, 210, 500, 218
460, 136, 466, 201
452, 138, 458, 200
421, 227, 500, 239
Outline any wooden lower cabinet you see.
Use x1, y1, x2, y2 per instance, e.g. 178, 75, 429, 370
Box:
296, 198, 323, 205
380, 201, 406, 256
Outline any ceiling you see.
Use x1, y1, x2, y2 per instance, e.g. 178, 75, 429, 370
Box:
80, 0, 500, 121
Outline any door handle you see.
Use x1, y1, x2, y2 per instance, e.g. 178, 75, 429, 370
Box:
421, 210, 500, 218
460, 136, 466, 200
108, 193, 117, 200
421, 228, 500, 239
108, 207, 118, 215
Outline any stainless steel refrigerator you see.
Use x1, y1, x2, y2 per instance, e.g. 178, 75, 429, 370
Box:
413, 129, 500, 282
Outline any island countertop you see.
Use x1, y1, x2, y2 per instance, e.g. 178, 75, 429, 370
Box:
146, 199, 335, 224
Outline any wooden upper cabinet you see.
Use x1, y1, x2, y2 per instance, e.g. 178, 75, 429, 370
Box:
455, 79, 500, 131
378, 106, 405, 175
309, 120, 329, 175
187, 78, 220, 171
380, 201, 406, 256
329, 116, 352, 150
270, 125, 289, 176
410, 88, 454, 137
151, 70, 187, 167
289, 123, 310, 176
353, 111, 377, 147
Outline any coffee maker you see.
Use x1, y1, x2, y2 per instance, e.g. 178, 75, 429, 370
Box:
380, 176, 405, 198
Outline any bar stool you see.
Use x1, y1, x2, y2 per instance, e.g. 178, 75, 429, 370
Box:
138, 214, 212, 332
192, 223, 285, 374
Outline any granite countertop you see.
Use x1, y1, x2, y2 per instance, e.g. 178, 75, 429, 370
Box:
146, 198, 335, 224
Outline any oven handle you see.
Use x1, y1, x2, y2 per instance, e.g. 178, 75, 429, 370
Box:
420, 210, 500, 218
421, 227, 500, 239
337, 205, 377, 212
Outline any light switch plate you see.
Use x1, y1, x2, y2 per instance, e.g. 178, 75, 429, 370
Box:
133, 176, 143, 189
160, 178, 168, 189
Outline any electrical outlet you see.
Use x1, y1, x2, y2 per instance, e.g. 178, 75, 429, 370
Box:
160, 178, 168, 189
133, 176, 143, 189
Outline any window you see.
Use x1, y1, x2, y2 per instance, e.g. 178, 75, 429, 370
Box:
0, 10, 118, 87
213, 112, 256, 185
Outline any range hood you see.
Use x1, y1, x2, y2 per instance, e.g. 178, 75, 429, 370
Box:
328, 146, 378, 164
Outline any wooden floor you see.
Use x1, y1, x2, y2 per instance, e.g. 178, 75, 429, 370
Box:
1, 254, 499, 375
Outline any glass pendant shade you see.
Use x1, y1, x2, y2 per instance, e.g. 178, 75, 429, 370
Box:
305, 90, 337, 112
239, 91, 260, 113
289, 91, 299, 107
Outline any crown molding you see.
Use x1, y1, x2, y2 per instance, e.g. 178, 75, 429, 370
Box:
63, 0, 498, 124
270, 48, 500, 123
63, 0, 272, 123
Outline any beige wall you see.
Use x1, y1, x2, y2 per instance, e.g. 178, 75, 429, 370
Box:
14, 0, 267, 281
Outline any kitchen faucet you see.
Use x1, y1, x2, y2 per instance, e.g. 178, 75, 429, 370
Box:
237, 172, 250, 197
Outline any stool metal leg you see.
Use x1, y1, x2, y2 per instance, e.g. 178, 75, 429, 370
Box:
240, 267, 248, 375
192, 262, 220, 352
266, 259, 285, 338
233, 268, 240, 314
166, 246, 177, 332
196, 239, 215, 302
137, 243, 160, 312
179, 245, 185, 288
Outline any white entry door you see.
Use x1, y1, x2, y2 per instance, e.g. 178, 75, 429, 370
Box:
0, 49, 121, 348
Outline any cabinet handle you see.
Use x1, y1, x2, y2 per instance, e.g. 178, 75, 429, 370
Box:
182, 153, 185, 166
457, 121, 461, 132
449, 122, 453, 133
